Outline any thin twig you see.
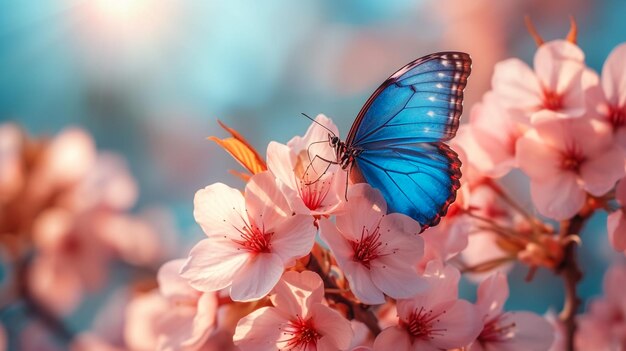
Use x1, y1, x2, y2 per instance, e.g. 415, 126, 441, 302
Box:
557, 214, 587, 351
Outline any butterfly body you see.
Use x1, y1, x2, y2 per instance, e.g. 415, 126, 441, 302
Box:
332, 52, 472, 230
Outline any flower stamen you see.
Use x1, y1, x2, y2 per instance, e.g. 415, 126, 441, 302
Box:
278, 315, 321, 350
403, 306, 447, 340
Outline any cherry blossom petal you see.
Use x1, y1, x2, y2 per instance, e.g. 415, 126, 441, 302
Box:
495, 312, 555, 351
180, 238, 248, 292
310, 303, 354, 350
344, 260, 385, 305
193, 183, 246, 237
266, 141, 298, 190
428, 300, 481, 349
124, 291, 168, 351
608, 211, 626, 252
270, 214, 316, 264
492, 59, 543, 111
336, 184, 387, 241
271, 271, 324, 318
319, 218, 356, 259
476, 272, 509, 319
230, 253, 284, 301
373, 327, 412, 351
601, 43, 626, 107
233, 307, 285, 350
245, 171, 292, 226
157, 259, 199, 302
156, 293, 217, 351
580, 145, 625, 196
534, 40, 585, 100
516, 129, 560, 181
530, 174, 585, 220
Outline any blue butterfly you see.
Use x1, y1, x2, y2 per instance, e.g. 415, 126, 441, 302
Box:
327, 52, 471, 230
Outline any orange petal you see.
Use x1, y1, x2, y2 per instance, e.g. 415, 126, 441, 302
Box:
208, 120, 267, 178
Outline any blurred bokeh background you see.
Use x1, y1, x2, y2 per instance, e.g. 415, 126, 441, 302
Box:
1, 0, 626, 348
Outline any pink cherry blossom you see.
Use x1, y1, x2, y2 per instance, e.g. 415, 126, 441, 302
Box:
587, 43, 626, 149
492, 40, 587, 124
469, 272, 554, 351
608, 179, 626, 252
373, 262, 481, 351
181, 171, 316, 301
155, 259, 218, 351
233, 271, 353, 351
124, 290, 171, 351
267, 114, 347, 216
319, 183, 425, 305
576, 264, 626, 350
516, 117, 625, 220
28, 209, 114, 314
461, 91, 527, 178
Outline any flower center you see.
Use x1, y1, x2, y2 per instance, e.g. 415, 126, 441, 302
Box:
231, 218, 273, 254
279, 315, 321, 350
350, 221, 388, 269
542, 89, 564, 111
478, 314, 517, 343
403, 306, 447, 340
608, 105, 626, 130
560, 143, 586, 172
298, 177, 331, 211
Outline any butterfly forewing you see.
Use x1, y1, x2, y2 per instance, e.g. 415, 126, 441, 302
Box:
346, 52, 471, 147
345, 52, 471, 229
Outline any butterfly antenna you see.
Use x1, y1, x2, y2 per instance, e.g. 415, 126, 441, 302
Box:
301, 113, 337, 137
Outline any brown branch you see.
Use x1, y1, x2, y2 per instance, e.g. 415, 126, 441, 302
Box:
556, 214, 587, 351
306, 253, 381, 335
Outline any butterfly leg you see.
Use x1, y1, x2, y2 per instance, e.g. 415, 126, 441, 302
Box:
303, 154, 338, 186
305, 140, 333, 175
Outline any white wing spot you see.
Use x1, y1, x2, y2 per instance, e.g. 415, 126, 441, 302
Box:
427, 111, 435, 117
436, 83, 443, 89
428, 96, 436, 102
438, 72, 445, 78
441, 60, 449, 67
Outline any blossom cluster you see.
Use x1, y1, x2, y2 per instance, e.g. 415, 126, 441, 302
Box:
0, 125, 173, 349
133, 36, 626, 351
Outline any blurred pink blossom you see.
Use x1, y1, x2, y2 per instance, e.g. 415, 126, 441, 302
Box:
608, 179, 626, 252
233, 271, 353, 351
576, 264, 626, 350
492, 40, 587, 125
461, 91, 528, 178
28, 209, 114, 314
124, 290, 170, 351
319, 183, 425, 305
155, 259, 218, 351
267, 114, 347, 216
469, 272, 554, 351
181, 171, 316, 301
516, 117, 624, 220
587, 43, 626, 149
373, 262, 481, 351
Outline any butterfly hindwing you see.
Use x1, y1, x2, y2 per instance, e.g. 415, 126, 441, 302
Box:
354, 143, 461, 229
346, 52, 471, 228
